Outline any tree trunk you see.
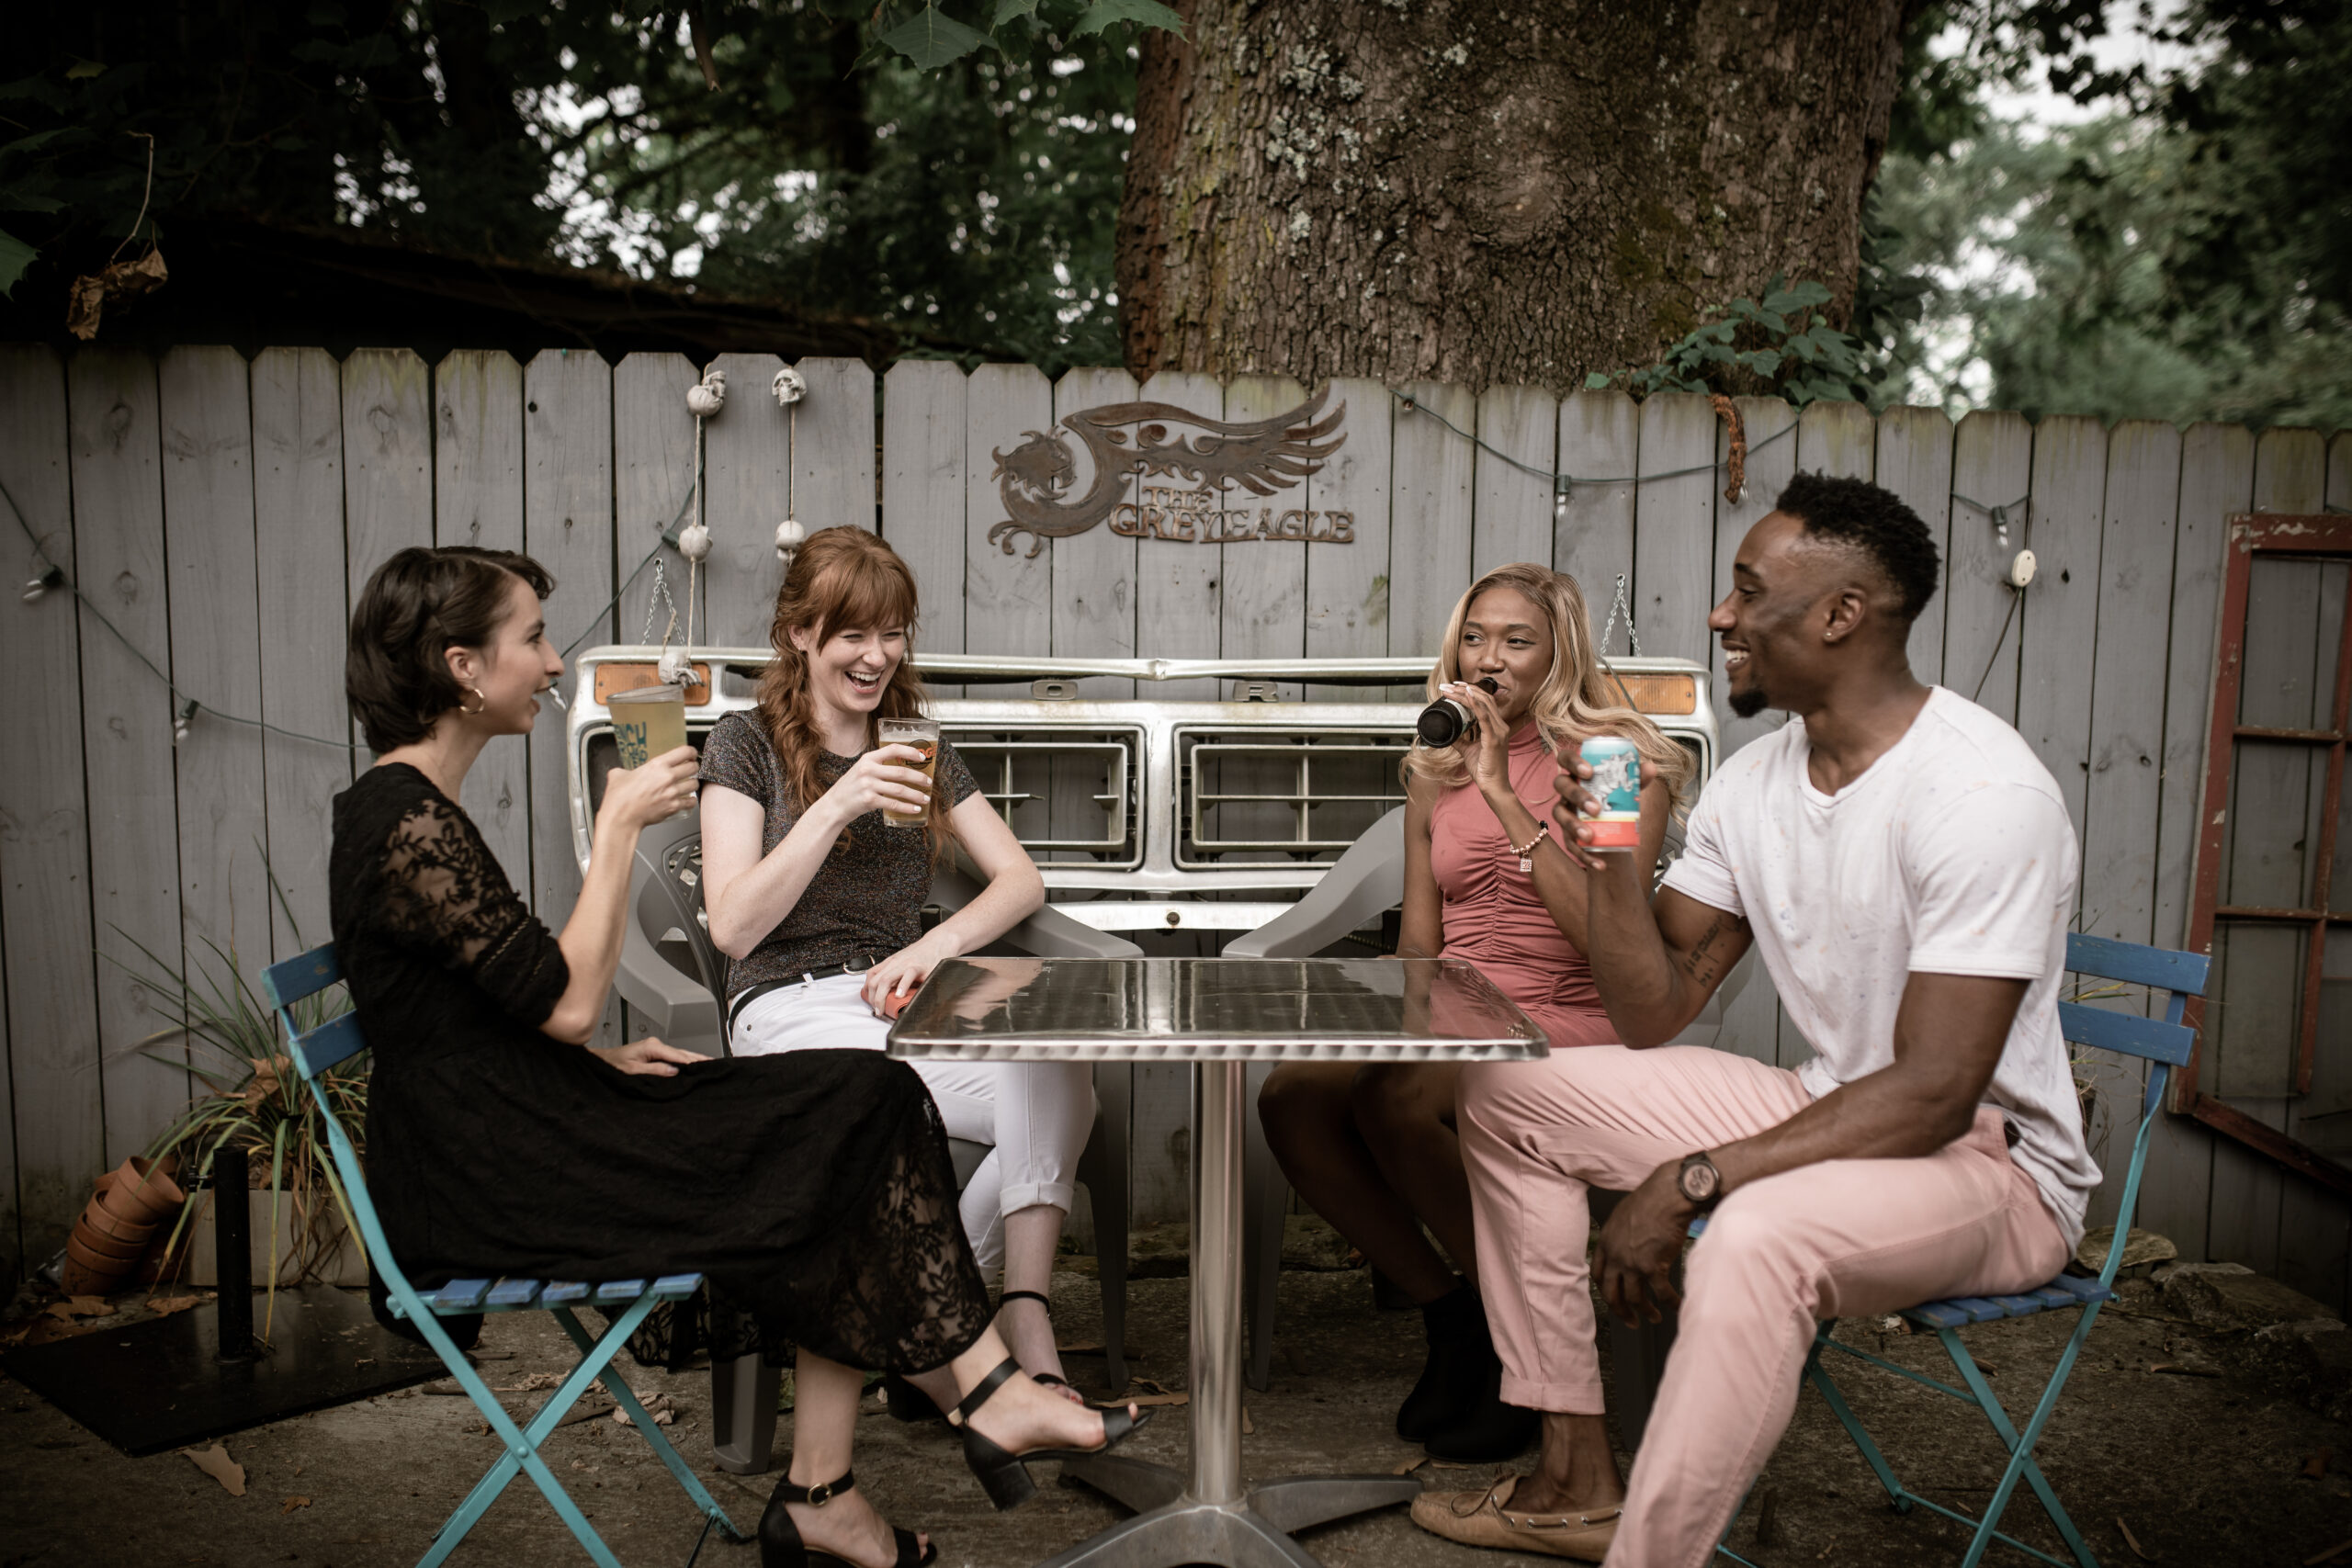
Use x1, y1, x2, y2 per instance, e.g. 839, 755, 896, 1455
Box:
1118, 0, 1907, 389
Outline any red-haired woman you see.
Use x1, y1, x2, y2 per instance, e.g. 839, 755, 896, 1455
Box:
698, 524, 1101, 1383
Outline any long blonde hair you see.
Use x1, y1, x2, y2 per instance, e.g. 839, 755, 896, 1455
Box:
1404, 562, 1692, 808
754, 525, 956, 863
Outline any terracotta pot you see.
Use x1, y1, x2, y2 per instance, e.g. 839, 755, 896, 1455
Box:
96, 1156, 184, 1229
62, 1219, 147, 1293
85, 1205, 156, 1247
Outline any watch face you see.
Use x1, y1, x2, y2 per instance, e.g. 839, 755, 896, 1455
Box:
1681, 1158, 1719, 1203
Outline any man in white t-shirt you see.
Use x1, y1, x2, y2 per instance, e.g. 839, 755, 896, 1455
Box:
1412, 473, 2088, 1568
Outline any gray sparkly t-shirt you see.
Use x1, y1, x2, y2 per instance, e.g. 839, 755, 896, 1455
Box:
697, 711, 981, 998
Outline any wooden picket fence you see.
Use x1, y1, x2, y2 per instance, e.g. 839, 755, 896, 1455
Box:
2, 342, 2347, 1308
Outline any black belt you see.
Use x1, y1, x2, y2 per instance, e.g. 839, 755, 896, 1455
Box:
727, 957, 876, 1034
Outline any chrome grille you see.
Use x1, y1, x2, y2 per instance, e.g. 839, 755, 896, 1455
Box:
1178, 728, 1413, 865
946, 727, 1142, 865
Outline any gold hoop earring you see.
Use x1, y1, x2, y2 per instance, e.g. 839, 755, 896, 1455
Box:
460, 685, 489, 716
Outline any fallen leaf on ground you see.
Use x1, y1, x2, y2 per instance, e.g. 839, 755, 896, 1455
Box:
2117, 1515, 2154, 1561
497, 1372, 562, 1393
1057, 1341, 1105, 1356
46, 1297, 115, 1322
554, 1397, 616, 1429
281, 1495, 311, 1515
2302, 1449, 2332, 1479
1242, 1406, 1254, 1436
2148, 1362, 2221, 1378
614, 1392, 676, 1427
145, 1295, 201, 1316
1428, 1460, 1478, 1470
1392, 1457, 1427, 1476
1127, 1378, 1174, 1394
1127, 1392, 1189, 1408
185, 1444, 245, 1496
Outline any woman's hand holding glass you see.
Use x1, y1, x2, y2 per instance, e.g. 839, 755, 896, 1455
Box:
599, 746, 699, 833
821, 743, 933, 827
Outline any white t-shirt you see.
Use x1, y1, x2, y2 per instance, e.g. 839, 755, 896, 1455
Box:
1661, 686, 2097, 1247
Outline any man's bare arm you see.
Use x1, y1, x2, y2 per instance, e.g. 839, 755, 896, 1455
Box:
1583, 868, 1756, 1048
1711, 971, 2026, 1192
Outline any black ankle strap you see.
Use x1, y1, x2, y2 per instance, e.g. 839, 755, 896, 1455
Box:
998, 1290, 1053, 1314
776, 1463, 854, 1507
947, 1355, 1021, 1427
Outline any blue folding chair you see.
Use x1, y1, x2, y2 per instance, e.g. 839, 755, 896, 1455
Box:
262, 943, 745, 1568
1713, 932, 2209, 1568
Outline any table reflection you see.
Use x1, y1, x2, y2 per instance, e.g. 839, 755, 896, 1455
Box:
892, 956, 1547, 1063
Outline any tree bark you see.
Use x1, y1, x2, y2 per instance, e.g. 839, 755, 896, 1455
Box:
1118, 0, 1907, 390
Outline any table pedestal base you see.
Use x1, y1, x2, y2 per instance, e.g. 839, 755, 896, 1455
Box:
1047, 1457, 1421, 1568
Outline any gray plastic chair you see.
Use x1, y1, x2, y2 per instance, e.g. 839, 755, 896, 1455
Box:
1223, 807, 1747, 1445
615, 813, 1141, 1473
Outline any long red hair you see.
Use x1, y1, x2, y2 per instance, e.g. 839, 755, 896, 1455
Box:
754, 526, 956, 863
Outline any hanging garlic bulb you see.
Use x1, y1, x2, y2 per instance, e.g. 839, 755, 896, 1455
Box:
775, 517, 805, 564
677, 521, 713, 562
772, 367, 807, 406
685, 367, 728, 418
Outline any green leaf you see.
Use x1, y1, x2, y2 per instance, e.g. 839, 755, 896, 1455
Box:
1583, 371, 1613, 389
0, 73, 67, 108
1071, 0, 1186, 38
0, 229, 35, 299
1736, 349, 1783, 376
63, 58, 107, 80
0, 185, 63, 214
994, 0, 1042, 23
877, 6, 992, 69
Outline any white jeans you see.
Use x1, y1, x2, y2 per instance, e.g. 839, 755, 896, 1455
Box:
730, 973, 1095, 1275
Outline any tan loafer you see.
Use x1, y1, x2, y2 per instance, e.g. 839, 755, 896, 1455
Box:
1410, 1473, 1622, 1561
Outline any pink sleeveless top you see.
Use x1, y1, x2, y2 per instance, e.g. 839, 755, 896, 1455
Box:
1428, 722, 1619, 1049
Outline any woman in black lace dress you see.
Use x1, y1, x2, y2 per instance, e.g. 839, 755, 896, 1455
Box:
334, 547, 1138, 1568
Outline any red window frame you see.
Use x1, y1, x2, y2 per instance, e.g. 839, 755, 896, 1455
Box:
2180, 513, 2352, 1196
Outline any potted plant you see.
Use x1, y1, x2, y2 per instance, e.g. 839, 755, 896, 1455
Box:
109, 920, 369, 1325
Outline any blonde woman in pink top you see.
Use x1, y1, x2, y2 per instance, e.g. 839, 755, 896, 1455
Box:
1259, 562, 1690, 1461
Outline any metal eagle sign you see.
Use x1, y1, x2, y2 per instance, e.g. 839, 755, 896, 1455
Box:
987, 386, 1351, 557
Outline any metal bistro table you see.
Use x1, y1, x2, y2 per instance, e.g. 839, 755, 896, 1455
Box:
888, 955, 1548, 1568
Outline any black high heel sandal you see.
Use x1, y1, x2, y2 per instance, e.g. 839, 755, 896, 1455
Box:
995, 1289, 1073, 1393
946, 1356, 1150, 1510
884, 1290, 1067, 1418
760, 1464, 936, 1568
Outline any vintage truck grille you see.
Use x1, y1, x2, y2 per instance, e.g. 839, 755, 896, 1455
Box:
1177, 727, 1414, 866
946, 727, 1143, 866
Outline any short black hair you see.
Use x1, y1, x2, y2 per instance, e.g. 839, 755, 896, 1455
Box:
346, 546, 554, 752
1774, 471, 1939, 625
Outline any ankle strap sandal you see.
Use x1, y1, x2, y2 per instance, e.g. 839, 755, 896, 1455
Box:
946, 1356, 1150, 1511
759, 1462, 936, 1568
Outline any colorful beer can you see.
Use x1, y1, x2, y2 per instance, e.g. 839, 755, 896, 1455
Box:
1578, 737, 1642, 851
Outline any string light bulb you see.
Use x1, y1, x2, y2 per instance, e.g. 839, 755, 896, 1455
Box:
173, 699, 198, 745
21, 566, 62, 603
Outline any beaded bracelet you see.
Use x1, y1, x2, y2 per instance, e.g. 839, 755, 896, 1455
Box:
1507, 822, 1549, 873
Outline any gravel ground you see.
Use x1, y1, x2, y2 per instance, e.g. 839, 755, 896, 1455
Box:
5, 1264, 2350, 1568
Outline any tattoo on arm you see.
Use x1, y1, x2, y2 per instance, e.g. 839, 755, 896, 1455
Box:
1681, 914, 1728, 988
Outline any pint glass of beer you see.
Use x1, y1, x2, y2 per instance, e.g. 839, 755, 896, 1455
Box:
877, 717, 941, 828
608, 682, 688, 770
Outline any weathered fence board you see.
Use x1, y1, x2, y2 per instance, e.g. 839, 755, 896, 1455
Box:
1633, 392, 1718, 671
0, 344, 96, 1261
699, 353, 792, 651
1943, 411, 2034, 723
1124, 371, 1222, 699
614, 354, 700, 654
250, 347, 354, 958
70, 349, 188, 1168
9, 339, 2352, 1303
435, 349, 532, 883
523, 348, 621, 1050
159, 346, 270, 988
880, 359, 967, 677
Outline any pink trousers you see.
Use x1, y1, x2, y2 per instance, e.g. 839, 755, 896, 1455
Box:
1457, 1045, 2069, 1568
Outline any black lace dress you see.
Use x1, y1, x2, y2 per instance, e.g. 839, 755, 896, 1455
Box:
329, 761, 990, 1371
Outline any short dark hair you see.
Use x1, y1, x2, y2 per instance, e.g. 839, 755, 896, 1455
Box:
1774, 471, 1940, 625
346, 546, 554, 751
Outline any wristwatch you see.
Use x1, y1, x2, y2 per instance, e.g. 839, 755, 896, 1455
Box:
1677, 1151, 1724, 1211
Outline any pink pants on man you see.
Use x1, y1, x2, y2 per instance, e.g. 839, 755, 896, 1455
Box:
1458, 1044, 2069, 1568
